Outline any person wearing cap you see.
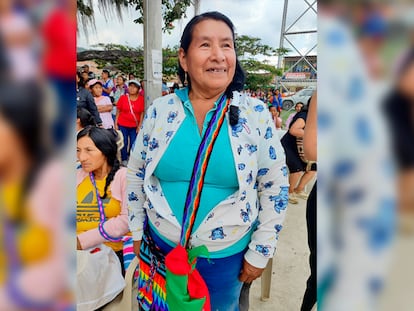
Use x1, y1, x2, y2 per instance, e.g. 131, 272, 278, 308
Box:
81, 64, 95, 80
88, 79, 114, 129
115, 79, 144, 166
101, 69, 115, 97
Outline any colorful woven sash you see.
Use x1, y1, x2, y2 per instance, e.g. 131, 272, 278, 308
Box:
180, 94, 230, 248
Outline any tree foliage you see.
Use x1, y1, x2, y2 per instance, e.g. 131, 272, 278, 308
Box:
77, 0, 192, 37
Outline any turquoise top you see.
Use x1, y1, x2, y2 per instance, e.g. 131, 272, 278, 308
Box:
152, 88, 252, 257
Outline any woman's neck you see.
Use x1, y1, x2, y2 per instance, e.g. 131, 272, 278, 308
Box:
129, 93, 138, 100
93, 164, 111, 180
188, 87, 224, 103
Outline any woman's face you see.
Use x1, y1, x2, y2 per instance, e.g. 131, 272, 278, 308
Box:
91, 84, 103, 97
179, 19, 236, 96
295, 104, 303, 112
76, 136, 107, 173
117, 77, 124, 86
128, 84, 139, 95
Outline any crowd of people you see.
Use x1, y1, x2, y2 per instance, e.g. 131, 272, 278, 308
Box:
75, 11, 317, 311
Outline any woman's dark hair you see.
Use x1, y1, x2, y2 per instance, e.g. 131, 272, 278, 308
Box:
77, 71, 87, 88
77, 107, 96, 128
178, 11, 246, 98
77, 126, 120, 199
0, 81, 48, 220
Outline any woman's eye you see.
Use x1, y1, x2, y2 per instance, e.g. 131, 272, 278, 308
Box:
201, 42, 209, 47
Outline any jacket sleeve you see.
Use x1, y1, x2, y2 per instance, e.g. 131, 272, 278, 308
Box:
77, 168, 129, 249
86, 91, 102, 125
126, 104, 156, 241
244, 100, 289, 269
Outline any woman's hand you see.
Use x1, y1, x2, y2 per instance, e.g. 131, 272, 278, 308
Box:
133, 240, 141, 257
239, 259, 265, 283
77, 237, 82, 250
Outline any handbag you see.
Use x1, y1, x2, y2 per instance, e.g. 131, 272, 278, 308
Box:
102, 256, 140, 311
76, 244, 125, 311
296, 137, 316, 171
137, 94, 231, 311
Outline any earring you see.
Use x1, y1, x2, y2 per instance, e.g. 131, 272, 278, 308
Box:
184, 71, 188, 86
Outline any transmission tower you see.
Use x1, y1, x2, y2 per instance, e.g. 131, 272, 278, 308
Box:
278, 0, 317, 90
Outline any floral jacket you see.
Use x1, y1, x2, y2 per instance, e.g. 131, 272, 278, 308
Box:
127, 90, 289, 268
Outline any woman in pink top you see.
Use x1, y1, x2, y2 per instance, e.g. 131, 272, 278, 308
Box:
88, 79, 114, 129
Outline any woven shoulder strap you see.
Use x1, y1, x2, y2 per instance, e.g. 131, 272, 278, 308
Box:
180, 94, 230, 248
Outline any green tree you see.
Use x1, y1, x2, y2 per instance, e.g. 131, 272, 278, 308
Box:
235, 35, 277, 59
77, 0, 191, 36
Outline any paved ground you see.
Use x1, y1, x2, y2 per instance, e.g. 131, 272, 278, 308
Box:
249, 182, 313, 311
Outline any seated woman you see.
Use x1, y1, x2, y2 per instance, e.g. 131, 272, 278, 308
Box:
76, 126, 129, 272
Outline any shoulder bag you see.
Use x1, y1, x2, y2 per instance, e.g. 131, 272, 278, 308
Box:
137, 94, 231, 311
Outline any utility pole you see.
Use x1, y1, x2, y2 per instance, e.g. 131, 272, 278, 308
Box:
143, 0, 162, 109
277, 0, 288, 69
192, 0, 200, 16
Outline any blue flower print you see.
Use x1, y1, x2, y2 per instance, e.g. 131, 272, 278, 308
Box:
274, 224, 283, 239
148, 184, 158, 192
148, 201, 154, 209
237, 145, 243, 155
151, 108, 157, 119
279, 186, 289, 198
238, 163, 246, 170
240, 190, 247, 201
231, 118, 250, 137
254, 104, 264, 112
240, 209, 250, 222
245, 144, 257, 155
255, 245, 271, 257
269, 195, 288, 214
275, 224, 283, 233
148, 138, 159, 151
206, 213, 214, 222
143, 134, 150, 146
209, 227, 226, 240
246, 171, 253, 184
246, 202, 252, 215
128, 192, 139, 201
254, 181, 259, 190
141, 151, 147, 160
168, 98, 174, 105
136, 166, 145, 180
256, 128, 261, 136
257, 168, 269, 176
269, 146, 277, 160
281, 166, 288, 177
264, 127, 273, 139
145, 157, 153, 167
167, 111, 178, 123
166, 131, 174, 143
261, 181, 274, 189
155, 212, 163, 219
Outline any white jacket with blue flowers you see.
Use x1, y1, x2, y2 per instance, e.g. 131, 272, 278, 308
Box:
127, 91, 289, 268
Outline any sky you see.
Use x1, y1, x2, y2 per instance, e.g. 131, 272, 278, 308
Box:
77, 0, 317, 65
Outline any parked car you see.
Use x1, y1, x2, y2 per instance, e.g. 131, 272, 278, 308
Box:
282, 87, 316, 110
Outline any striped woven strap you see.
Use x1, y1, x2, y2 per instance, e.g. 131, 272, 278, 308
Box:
180, 94, 230, 248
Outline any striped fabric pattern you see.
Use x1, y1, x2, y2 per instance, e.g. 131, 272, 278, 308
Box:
180, 95, 230, 247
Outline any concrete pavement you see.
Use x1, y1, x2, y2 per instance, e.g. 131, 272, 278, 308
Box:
249, 185, 312, 311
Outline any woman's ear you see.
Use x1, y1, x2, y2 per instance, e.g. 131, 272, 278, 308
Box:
178, 48, 188, 72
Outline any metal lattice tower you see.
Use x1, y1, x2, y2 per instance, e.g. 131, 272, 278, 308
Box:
277, 0, 317, 79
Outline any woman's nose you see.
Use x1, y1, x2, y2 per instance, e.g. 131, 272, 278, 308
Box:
210, 44, 225, 61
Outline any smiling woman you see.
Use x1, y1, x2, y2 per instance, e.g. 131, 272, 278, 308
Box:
126, 11, 289, 311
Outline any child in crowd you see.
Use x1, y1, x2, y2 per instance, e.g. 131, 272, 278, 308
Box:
88, 79, 114, 129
